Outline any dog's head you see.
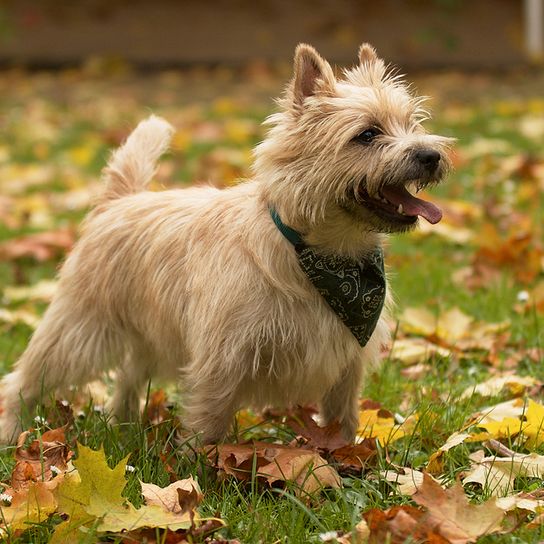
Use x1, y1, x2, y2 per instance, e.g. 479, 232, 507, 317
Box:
255, 43, 453, 241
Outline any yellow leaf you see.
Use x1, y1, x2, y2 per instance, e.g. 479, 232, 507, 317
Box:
524, 400, 544, 449
357, 410, 413, 445
53, 444, 195, 541
478, 417, 527, 440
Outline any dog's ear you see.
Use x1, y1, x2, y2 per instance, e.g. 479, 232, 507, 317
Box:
292, 44, 335, 105
358, 43, 378, 65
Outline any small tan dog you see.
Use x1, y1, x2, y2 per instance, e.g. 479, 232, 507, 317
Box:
0, 44, 451, 444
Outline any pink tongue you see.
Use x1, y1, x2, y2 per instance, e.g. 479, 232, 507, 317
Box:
380, 185, 442, 224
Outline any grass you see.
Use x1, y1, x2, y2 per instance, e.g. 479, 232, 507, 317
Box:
0, 66, 543, 542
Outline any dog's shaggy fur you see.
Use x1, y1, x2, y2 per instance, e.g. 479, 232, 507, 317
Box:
0, 44, 451, 444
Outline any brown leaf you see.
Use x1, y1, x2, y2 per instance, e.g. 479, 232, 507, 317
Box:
413, 473, 504, 543
331, 440, 377, 471
11, 428, 72, 490
363, 505, 448, 544
208, 442, 341, 495
0, 229, 74, 262
285, 406, 348, 451
141, 477, 202, 515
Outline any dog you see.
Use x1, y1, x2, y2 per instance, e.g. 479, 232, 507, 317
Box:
0, 43, 451, 444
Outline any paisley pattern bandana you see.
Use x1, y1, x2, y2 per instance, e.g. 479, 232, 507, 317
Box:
270, 208, 386, 347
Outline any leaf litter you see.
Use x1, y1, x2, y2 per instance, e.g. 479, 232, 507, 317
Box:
0, 68, 543, 542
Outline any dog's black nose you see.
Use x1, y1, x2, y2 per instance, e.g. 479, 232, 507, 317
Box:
416, 149, 441, 170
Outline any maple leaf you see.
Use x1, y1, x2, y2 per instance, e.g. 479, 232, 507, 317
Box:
413, 473, 504, 543
52, 444, 196, 542
285, 406, 348, 451
363, 504, 448, 544
208, 442, 341, 496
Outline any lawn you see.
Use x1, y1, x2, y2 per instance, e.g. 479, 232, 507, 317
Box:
0, 64, 543, 543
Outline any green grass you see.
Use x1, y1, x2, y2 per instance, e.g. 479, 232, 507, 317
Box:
0, 68, 543, 542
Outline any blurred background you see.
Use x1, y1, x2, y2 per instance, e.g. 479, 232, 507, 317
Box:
0, 0, 542, 68
0, 1, 542, 369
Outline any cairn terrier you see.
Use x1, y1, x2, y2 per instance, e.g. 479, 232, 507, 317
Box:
0, 44, 451, 444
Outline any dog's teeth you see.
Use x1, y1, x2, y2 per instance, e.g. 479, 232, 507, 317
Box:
397, 204, 403, 214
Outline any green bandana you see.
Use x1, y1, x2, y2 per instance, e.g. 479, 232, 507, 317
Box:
270, 208, 386, 347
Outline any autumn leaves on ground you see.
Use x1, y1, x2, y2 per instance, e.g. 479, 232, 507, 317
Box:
0, 65, 543, 543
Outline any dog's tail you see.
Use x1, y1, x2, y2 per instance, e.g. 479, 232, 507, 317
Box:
98, 115, 175, 204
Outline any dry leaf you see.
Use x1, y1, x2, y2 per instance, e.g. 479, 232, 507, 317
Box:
208, 442, 341, 495
363, 504, 447, 544
413, 473, 504, 543
4, 279, 58, 303
464, 449, 544, 496
285, 406, 348, 451
0, 229, 74, 262
427, 432, 471, 474
11, 428, 72, 491
141, 477, 202, 515
381, 467, 434, 496
389, 337, 451, 366
461, 374, 538, 400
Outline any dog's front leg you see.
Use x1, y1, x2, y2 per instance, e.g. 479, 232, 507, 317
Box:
321, 360, 363, 442
182, 372, 243, 444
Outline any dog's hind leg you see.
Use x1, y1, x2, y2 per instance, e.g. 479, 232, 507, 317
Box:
109, 338, 156, 422
0, 293, 122, 443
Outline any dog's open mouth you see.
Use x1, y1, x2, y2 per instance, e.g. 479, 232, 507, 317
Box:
357, 183, 442, 225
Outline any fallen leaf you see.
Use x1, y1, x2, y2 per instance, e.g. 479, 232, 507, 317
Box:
4, 279, 58, 303
357, 409, 414, 445
208, 442, 341, 496
413, 473, 504, 543
461, 374, 538, 400
0, 229, 74, 262
464, 448, 544, 496
427, 432, 471, 474
381, 467, 435, 496
285, 406, 348, 451
0, 307, 41, 328
0, 482, 58, 532
363, 504, 447, 544
331, 440, 377, 471
141, 477, 202, 515
11, 428, 72, 491
389, 337, 451, 366
53, 444, 196, 542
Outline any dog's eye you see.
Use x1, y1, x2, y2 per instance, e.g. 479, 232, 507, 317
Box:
354, 128, 381, 144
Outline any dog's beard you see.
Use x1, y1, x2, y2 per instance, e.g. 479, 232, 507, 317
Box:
341, 162, 448, 234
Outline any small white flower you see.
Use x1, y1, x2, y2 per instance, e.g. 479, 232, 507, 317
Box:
125, 465, 136, 473
0, 493, 13, 504
60, 399, 70, 407
318, 531, 338, 542
93, 405, 104, 414
33, 415, 47, 425
76, 410, 85, 418
517, 290, 530, 303
50, 465, 62, 475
